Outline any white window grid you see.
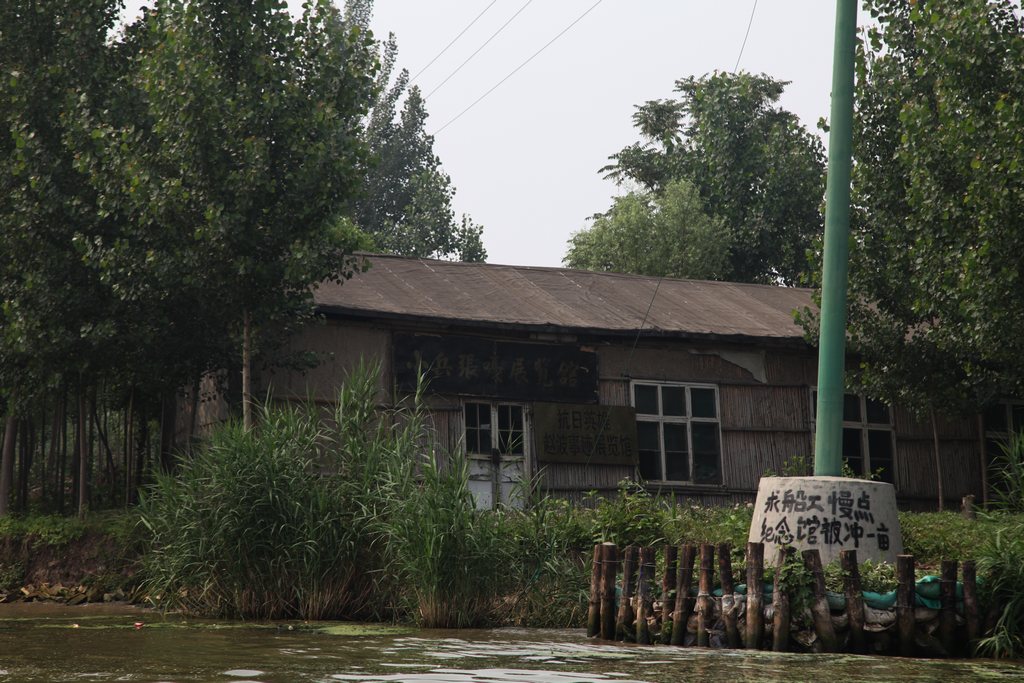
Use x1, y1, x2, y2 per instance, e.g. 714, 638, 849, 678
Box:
630, 380, 722, 484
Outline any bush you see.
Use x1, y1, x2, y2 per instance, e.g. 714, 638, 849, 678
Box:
588, 481, 672, 546
502, 492, 594, 628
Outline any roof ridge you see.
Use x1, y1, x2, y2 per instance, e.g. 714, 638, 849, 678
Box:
355, 252, 813, 293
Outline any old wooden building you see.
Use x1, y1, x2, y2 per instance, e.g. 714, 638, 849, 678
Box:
249, 255, 990, 510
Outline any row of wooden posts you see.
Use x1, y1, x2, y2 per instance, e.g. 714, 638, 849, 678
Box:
586, 541, 983, 657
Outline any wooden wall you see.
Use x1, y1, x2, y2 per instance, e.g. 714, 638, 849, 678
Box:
255, 321, 985, 510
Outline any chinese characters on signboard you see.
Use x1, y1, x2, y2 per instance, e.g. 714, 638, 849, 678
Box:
532, 403, 637, 466
393, 333, 598, 403
757, 487, 891, 552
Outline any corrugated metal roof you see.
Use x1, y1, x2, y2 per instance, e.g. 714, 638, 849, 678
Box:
313, 255, 816, 343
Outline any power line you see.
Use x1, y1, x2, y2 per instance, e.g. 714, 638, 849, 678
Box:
411, 0, 500, 83
733, 0, 758, 72
433, 0, 605, 135
425, 0, 536, 100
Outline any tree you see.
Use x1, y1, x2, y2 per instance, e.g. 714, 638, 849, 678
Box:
0, 0, 127, 515
602, 72, 825, 284
564, 178, 731, 280
351, 30, 486, 262
76, 0, 377, 429
802, 0, 1024, 505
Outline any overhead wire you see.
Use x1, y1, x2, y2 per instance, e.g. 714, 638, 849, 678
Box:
411, 0, 500, 83
733, 0, 759, 72
424, 0, 537, 100
432, 0, 604, 135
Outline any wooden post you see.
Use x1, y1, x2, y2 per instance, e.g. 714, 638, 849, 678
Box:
587, 544, 601, 638
671, 543, 696, 646
963, 559, 980, 655
745, 542, 765, 650
802, 548, 839, 652
772, 547, 791, 652
615, 545, 638, 641
840, 549, 867, 654
636, 546, 655, 644
599, 543, 618, 640
718, 543, 740, 648
939, 560, 958, 656
897, 554, 916, 657
696, 543, 714, 647
661, 544, 678, 644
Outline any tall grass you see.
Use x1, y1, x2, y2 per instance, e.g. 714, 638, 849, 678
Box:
976, 432, 1024, 658
139, 404, 353, 619
376, 448, 512, 627
976, 516, 1024, 658
139, 364, 422, 620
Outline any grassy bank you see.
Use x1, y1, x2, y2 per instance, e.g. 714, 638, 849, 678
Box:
5, 371, 1024, 656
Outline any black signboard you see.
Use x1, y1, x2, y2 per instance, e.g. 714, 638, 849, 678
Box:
393, 333, 598, 403
533, 403, 637, 466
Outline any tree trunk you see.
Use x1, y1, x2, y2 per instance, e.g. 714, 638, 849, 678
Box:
931, 409, 944, 511
242, 309, 253, 430
77, 389, 88, 518
124, 389, 134, 508
159, 391, 177, 471
0, 412, 18, 516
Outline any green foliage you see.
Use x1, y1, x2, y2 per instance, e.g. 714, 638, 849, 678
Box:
807, 0, 1024, 421
600, 72, 825, 285
897, 511, 1010, 567
769, 547, 815, 622
669, 504, 753, 549
977, 516, 1024, 659
351, 24, 486, 262
823, 559, 897, 595
0, 0, 127, 407
565, 179, 731, 280
0, 514, 88, 547
588, 481, 671, 546
502, 487, 594, 628
992, 431, 1024, 513
0, 561, 24, 590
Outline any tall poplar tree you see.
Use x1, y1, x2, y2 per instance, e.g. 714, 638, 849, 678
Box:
78, 0, 377, 428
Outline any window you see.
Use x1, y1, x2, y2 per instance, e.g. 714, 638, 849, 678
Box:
464, 402, 525, 456
811, 391, 895, 483
632, 382, 722, 485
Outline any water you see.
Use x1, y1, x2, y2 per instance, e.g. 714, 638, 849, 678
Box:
1, 604, 1023, 683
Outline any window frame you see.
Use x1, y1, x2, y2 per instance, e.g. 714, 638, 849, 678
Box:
462, 400, 529, 461
810, 390, 896, 483
630, 380, 723, 485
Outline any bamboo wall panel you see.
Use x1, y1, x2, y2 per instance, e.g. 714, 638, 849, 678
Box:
764, 350, 817, 386
599, 379, 630, 407
267, 322, 391, 402
539, 462, 634, 493
424, 403, 463, 456
721, 431, 813, 491
894, 439, 981, 500
598, 346, 753, 383
719, 385, 811, 432
893, 407, 977, 441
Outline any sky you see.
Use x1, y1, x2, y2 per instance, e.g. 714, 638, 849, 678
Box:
120, 1, 843, 268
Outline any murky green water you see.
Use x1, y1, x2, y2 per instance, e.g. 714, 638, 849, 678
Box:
1, 604, 1023, 683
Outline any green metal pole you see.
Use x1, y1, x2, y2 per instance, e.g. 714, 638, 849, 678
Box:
814, 0, 858, 477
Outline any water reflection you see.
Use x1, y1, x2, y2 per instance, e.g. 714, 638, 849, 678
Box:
0, 605, 1022, 683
